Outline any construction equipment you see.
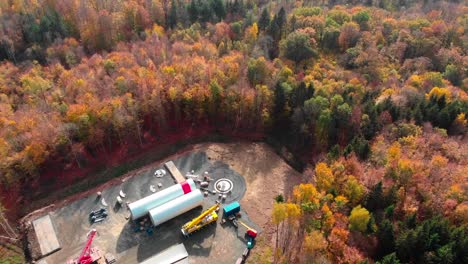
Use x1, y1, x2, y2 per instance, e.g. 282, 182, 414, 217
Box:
222, 201, 258, 249
67, 229, 102, 264
223, 201, 240, 217
89, 208, 108, 224
237, 220, 257, 249
181, 203, 220, 236
238, 220, 256, 233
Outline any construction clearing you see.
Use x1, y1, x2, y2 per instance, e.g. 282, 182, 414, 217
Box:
25, 142, 303, 264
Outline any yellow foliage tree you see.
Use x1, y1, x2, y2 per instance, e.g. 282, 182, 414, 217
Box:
453, 203, 468, 225
431, 154, 448, 169
349, 205, 370, 233
321, 204, 335, 233
285, 203, 302, 226
272, 202, 288, 226
426, 87, 451, 102
343, 175, 365, 205
147, 23, 165, 37
66, 104, 89, 123
315, 162, 334, 192
0, 138, 10, 157
387, 141, 401, 164
20, 70, 53, 104
397, 159, 414, 185
272, 202, 301, 251
25, 142, 48, 165
244, 23, 259, 44
448, 184, 466, 202
452, 113, 467, 133
408, 74, 423, 88
304, 230, 328, 256
272, 202, 287, 252
293, 183, 321, 206
335, 195, 349, 208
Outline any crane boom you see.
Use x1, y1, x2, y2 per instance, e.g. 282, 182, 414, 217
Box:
181, 203, 220, 236
237, 220, 256, 233
78, 229, 97, 264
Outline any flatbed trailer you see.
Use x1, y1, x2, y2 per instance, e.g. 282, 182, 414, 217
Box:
164, 161, 186, 183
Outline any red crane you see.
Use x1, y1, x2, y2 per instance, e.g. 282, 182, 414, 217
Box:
68, 229, 98, 264
79, 229, 97, 264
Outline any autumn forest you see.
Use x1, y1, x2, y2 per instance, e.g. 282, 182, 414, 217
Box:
0, 0, 467, 263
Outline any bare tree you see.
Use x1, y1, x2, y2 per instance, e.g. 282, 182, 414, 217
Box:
0, 202, 18, 242
61, 123, 83, 168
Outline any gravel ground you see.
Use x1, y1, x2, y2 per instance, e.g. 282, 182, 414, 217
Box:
41, 147, 261, 264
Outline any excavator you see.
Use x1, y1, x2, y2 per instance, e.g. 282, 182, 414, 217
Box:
181, 202, 220, 236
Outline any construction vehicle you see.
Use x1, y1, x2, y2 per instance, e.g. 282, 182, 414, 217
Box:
67, 229, 100, 264
221, 202, 258, 249
181, 203, 220, 236
67, 229, 116, 264
223, 201, 240, 217
89, 208, 108, 224
236, 220, 257, 249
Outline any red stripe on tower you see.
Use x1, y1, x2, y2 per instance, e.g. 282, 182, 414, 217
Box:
181, 181, 192, 194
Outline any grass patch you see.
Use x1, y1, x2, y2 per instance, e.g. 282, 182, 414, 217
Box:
0, 243, 25, 264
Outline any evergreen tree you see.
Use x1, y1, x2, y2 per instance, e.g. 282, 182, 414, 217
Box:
404, 213, 417, 229
412, 104, 423, 125
362, 102, 379, 139
168, 0, 178, 28
450, 226, 468, 264
352, 136, 371, 160
274, 82, 287, 117
211, 0, 226, 21
327, 144, 341, 160
40, 8, 69, 43
437, 107, 451, 129
366, 181, 384, 212
306, 83, 315, 99
188, 0, 199, 23
291, 82, 307, 108
267, 15, 281, 58
444, 64, 461, 86
232, 0, 245, 17
275, 194, 284, 203
277, 7, 286, 33
258, 8, 270, 30
377, 219, 396, 258
368, 215, 378, 233
396, 229, 418, 262
199, 1, 212, 23
290, 14, 297, 31
377, 253, 401, 264
268, 15, 281, 41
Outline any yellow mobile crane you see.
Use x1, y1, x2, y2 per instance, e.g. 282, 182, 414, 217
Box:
181, 203, 220, 236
